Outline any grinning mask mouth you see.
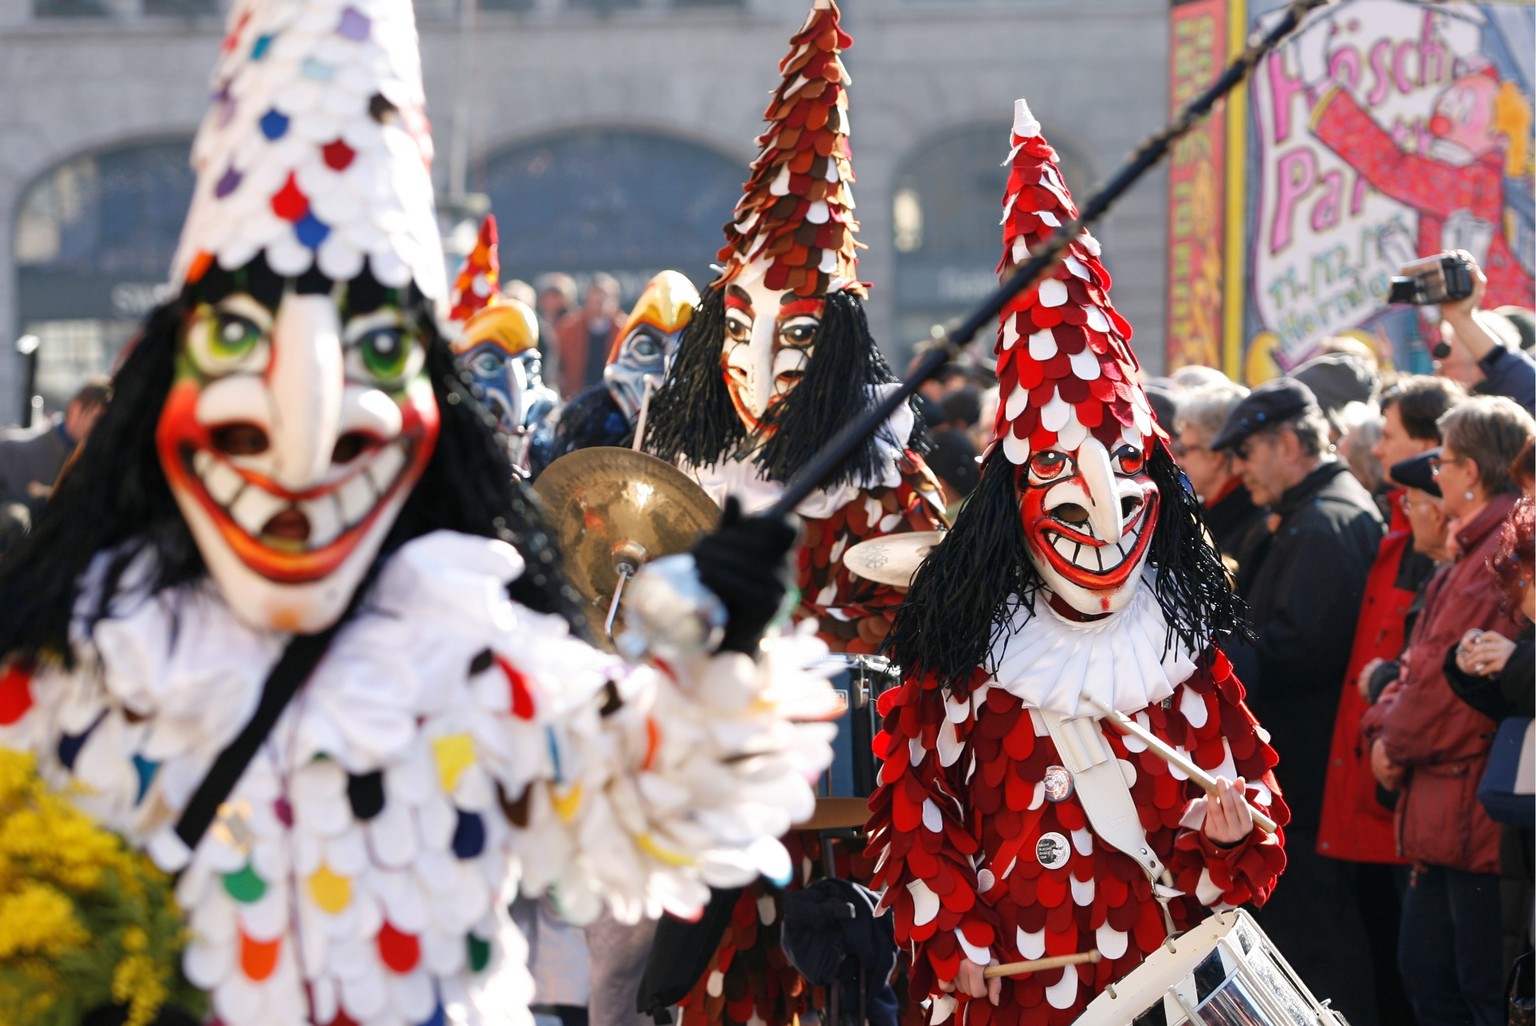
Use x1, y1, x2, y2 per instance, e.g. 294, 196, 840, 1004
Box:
156, 285, 439, 633
1017, 434, 1159, 616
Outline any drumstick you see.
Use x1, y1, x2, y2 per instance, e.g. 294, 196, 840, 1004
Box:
1089, 701, 1279, 835
982, 952, 1100, 978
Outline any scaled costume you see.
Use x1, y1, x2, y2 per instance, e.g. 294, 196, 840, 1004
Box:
864, 100, 1288, 1024
0, 2, 835, 1023
640, 5, 945, 1026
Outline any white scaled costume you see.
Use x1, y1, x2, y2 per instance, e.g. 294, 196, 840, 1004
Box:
1, 533, 832, 1026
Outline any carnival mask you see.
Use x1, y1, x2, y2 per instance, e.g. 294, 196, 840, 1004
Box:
721, 260, 822, 433
605, 270, 698, 424
1017, 433, 1159, 616
156, 284, 439, 633
456, 301, 540, 436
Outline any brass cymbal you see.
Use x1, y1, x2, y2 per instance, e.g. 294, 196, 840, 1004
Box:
533, 447, 719, 643
843, 531, 947, 589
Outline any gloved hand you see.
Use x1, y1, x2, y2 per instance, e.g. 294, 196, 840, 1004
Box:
691, 497, 799, 655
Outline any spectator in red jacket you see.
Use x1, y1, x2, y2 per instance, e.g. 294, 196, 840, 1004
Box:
1367, 395, 1535, 1026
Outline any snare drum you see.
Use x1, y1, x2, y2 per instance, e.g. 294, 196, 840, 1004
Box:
816, 654, 901, 799
1076, 909, 1350, 1026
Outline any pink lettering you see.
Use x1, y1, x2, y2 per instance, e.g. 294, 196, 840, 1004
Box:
1394, 40, 1418, 97
1330, 46, 1362, 95
1271, 147, 1318, 253
1268, 51, 1308, 146
1365, 39, 1393, 106
1419, 11, 1449, 87
1310, 170, 1345, 232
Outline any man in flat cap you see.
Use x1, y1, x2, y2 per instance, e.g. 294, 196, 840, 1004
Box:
1213, 376, 1385, 1015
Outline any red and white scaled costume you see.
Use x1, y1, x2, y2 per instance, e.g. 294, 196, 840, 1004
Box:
663, 0, 946, 658
864, 100, 1289, 1024
640, 5, 943, 1026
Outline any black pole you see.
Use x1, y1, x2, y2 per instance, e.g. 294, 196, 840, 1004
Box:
16, 335, 39, 429
765, 0, 1334, 519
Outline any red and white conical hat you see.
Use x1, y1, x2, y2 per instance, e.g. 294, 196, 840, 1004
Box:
715, 0, 864, 299
169, 0, 445, 303
447, 215, 500, 325
993, 99, 1157, 467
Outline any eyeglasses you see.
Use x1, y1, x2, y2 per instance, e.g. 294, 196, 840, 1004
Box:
1429, 454, 1466, 477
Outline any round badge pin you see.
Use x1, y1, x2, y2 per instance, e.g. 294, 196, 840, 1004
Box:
1035, 831, 1070, 870
1042, 765, 1074, 803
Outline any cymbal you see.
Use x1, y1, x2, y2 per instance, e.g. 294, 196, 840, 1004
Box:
533, 447, 719, 644
842, 531, 946, 589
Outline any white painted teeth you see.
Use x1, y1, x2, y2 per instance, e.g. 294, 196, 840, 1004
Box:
202, 458, 245, 506
335, 470, 374, 524
306, 493, 343, 548
366, 443, 406, 495
229, 485, 288, 536
1049, 523, 1141, 575
191, 440, 411, 550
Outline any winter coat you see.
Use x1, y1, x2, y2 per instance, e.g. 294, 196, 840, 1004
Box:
1374, 493, 1520, 873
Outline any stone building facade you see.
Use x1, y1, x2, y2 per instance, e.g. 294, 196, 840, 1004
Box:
0, 0, 1169, 424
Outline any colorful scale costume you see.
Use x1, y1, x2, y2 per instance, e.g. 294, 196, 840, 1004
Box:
0, 538, 832, 1026
864, 100, 1289, 1023
0, 0, 836, 1022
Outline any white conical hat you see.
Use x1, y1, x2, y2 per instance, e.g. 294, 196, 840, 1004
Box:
169, 0, 445, 303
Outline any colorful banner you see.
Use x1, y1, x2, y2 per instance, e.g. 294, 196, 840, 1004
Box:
1230, 0, 1534, 382
1166, 0, 1231, 373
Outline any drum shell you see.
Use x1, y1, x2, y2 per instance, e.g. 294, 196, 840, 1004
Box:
817, 655, 900, 799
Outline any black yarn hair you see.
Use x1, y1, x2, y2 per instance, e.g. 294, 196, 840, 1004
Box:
887, 439, 1250, 696
0, 256, 585, 668
645, 286, 929, 489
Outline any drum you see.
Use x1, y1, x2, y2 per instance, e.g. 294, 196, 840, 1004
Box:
1075, 909, 1350, 1026
816, 654, 901, 799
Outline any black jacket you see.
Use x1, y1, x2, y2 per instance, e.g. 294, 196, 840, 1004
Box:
1204, 481, 1269, 577
1225, 461, 1384, 833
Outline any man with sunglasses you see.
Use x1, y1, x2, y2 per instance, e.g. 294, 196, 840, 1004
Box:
1211, 376, 1386, 1016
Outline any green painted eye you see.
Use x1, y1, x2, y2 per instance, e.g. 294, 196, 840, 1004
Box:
211, 314, 262, 360
358, 327, 412, 380
185, 302, 271, 377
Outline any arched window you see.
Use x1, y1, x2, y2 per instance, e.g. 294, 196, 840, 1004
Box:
14, 138, 195, 407
890, 121, 1093, 364
475, 127, 745, 301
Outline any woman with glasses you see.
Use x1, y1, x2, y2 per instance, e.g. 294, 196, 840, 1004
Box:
1365, 394, 1535, 1025
1171, 383, 1268, 574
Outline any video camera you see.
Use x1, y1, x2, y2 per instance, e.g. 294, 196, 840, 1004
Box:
1387, 254, 1475, 306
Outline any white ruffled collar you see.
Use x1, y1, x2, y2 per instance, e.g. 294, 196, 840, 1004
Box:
986, 578, 1197, 718
679, 383, 914, 519
74, 532, 532, 774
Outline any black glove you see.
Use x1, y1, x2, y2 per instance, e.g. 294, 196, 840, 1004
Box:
691, 496, 799, 655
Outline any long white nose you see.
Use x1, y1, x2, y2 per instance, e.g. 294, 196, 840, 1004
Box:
1077, 438, 1125, 544
266, 295, 344, 492
745, 314, 777, 419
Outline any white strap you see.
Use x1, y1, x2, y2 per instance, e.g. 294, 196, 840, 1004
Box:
1038, 708, 1168, 884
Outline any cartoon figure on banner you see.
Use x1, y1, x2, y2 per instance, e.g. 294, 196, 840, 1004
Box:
0, 0, 840, 1020
864, 99, 1291, 1024
1304, 28, 1535, 306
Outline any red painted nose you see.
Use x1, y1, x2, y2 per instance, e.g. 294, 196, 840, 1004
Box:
1429, 113, 1451, 137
